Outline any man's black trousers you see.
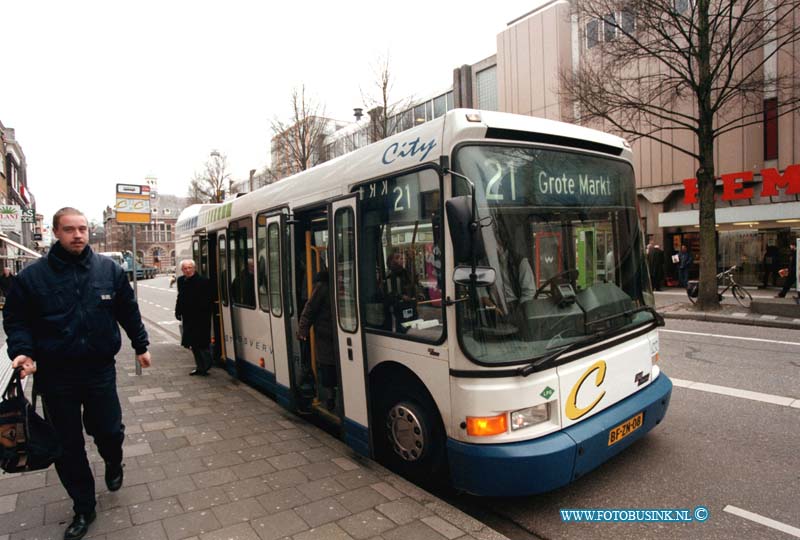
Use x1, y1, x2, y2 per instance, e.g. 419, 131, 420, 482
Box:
41, 364, 124, 514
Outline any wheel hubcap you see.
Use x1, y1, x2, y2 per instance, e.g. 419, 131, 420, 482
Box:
386, 404, 424, 462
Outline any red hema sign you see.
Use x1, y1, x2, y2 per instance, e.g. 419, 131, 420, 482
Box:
683, 164, 800, 204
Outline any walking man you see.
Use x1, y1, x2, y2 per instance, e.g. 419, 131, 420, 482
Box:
677, 244, 693, 288
175, 259, 213, 375
4, 207, 151, 540
775, 243, 797, 298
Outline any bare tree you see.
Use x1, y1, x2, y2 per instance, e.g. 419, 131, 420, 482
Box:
361, 54, 411, 142
563, 0, 800, 309
270, 85, 328, 179
188, 151, 233, 203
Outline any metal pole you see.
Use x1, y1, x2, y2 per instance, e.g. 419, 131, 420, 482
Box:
132, 224, 141, 376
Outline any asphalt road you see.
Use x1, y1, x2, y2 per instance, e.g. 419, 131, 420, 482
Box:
136, 277, 800, 540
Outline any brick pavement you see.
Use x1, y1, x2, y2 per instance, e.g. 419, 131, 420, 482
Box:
0, 326, 508, 540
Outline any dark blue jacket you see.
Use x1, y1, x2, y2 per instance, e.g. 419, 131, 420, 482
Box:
3, 243, 149, 374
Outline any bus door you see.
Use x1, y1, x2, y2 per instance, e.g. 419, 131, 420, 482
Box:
228, 217, 260, 376
205, 231, 224, 364
260, 213, 287, 387
216, 232, 234, 369
330, 196, 370, 456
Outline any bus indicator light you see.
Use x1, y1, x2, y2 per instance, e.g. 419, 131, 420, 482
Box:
259, 357, 265, 368
466, 414, 508, 437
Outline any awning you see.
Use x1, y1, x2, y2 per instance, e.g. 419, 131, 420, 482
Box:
658, 200, 800, 228
0, 233, 42, 259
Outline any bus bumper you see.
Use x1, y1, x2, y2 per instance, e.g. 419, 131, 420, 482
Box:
447, 373, 672, 496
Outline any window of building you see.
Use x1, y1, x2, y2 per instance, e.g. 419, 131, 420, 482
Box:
414, 104, 426, 125
586, 19, 600, 48
355, 168, 444, 342
445, 91, 455, 111
621, 10, 636, 33
476, 66, 498, 111
401, 109, 414, 131
764, 98, 778, 161
603, 13, 617, 41
433, 94, 447, 118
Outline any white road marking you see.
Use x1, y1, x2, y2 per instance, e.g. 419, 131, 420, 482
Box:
723, 505, 800, 538
671, 378, 798, 408
661, 328, 800, 347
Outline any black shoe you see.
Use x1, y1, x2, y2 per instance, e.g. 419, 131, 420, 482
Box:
105, 461, 124, 491
64, 511, 96, 540
190, 369, 200, 376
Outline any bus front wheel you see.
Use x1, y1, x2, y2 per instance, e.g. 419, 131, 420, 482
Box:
374, 384, 447, 485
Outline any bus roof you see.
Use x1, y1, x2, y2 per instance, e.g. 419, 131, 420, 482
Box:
179, 109, 630, 233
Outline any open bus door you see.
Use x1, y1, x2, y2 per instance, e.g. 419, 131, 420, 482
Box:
330, 196, 370, 457
216, 232, 234, 370
203, 232, 224, 364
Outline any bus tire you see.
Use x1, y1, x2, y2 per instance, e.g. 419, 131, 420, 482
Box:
373, 380, 447, 485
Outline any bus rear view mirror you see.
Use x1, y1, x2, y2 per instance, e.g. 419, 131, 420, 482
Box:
445, 196, 485, 264
453, 265, 496, 287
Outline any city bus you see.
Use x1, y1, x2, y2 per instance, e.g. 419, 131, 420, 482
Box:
175, 109, 672, 496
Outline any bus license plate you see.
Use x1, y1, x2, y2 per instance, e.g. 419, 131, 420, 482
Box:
607, 412, 643, 446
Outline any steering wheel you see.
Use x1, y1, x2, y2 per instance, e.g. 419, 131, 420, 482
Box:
533, 269, 578, 299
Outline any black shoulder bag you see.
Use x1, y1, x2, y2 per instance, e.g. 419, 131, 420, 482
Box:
0, 368, 62, 473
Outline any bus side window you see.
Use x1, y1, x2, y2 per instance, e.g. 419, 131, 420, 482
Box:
356, 169, 444, 342
256, 214, 269, 311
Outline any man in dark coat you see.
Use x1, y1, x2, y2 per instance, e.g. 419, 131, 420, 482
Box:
0, 267, 15, 298
297, 270, 336, 409
5, 207, 151, 540
647, 245, 665, 290
776, 243, 797, 298
175, 259, 213, 375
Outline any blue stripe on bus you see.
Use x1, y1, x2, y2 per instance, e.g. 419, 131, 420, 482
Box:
447, 373, 672, 497
275, 382, 294, 410
344, 418, 370, 458
235, 359, 277, 397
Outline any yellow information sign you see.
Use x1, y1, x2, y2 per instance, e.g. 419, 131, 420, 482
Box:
115, 184, 152, 224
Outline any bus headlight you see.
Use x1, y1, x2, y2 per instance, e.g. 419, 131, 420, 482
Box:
510, 403, 550, 431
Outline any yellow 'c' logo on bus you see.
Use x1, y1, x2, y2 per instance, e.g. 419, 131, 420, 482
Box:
566, 360, 607, 420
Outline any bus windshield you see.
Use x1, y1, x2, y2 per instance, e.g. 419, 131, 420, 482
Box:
453, 145, 654, 366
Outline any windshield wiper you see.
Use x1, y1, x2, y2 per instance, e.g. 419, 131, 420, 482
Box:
585, 305, 664, 330
516, 332, 603, 377
515, 306, 663, 378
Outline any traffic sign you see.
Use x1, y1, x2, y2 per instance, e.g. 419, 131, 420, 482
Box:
115, 183, 151, 224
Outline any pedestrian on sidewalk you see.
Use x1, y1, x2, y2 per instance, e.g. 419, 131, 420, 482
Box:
3, 207, 151, 540
297, 269, 336, 410
760, 244, 779, 288
175, 259, 213, 376
775, 243, 797, 298
647, 244, 665, 291
677, 245, 693, 288
0, 266, 16, 298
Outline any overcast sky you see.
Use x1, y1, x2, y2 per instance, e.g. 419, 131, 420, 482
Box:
0, 0, 538, 225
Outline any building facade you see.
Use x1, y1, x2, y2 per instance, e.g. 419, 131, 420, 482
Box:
492, 1, 800, 286
103, 192, 189, 271
0, 121, 36, 271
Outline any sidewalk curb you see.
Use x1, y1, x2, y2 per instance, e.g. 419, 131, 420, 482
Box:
661, 310, 800, 330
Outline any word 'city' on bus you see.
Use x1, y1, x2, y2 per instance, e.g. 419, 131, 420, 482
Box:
175, 109, 671, 496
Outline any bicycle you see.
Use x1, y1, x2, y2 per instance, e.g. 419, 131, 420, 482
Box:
686, 265, 753, 308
